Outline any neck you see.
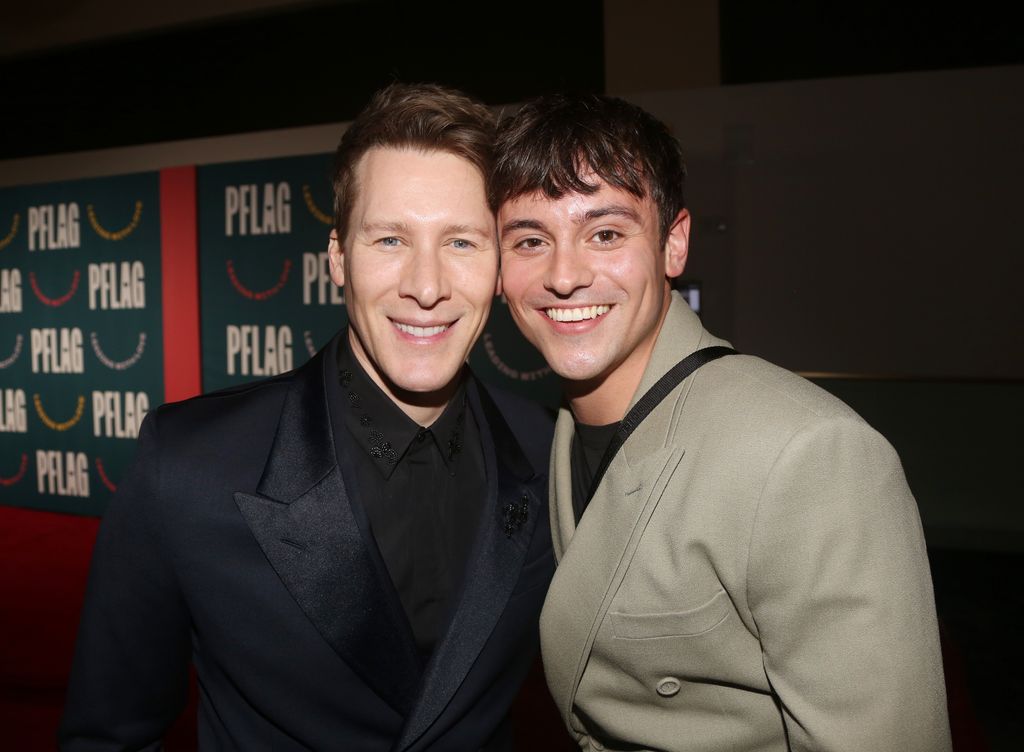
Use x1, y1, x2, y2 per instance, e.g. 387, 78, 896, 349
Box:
348, 330, 456, 427
566, 296, 671, 425
566, 369, 639, 426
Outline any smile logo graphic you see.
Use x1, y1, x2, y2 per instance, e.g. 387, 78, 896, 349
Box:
33, 394, 86, 432
482, 333, 552, 382
227, 258, 292, 301
0, 454, 28, 487
29, 269, 80, 307
90, 331, 147, 370
87, 200, 143, 241
0, 213, 19, 251
94, 457, 118, 493
0, 334, 23, 369
302, 185, 332, 226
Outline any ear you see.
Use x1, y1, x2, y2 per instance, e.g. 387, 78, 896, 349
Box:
327, 230, 345, 287
663, 208, 690, 279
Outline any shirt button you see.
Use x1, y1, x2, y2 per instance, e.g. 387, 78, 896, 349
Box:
656, 676, 681, 697
416, 429, 427, 442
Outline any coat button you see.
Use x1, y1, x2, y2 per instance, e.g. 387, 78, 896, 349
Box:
656, 676, 681, 697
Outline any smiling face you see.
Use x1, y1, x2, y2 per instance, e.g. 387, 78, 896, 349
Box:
329, 147, 498, 421
498, 177, 688, 422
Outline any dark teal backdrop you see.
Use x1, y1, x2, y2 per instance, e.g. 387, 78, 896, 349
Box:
0, 173, 163, 516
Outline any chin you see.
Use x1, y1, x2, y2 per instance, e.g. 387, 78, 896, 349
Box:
391, 367, 462, 396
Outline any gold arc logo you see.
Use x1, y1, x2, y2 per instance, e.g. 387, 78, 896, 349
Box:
87, 201, 143, 240
0, 213, 19, 250
33, 394, 86, 432
302, 185, 333, 226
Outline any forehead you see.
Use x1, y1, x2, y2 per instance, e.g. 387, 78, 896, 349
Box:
354, 146, 485, 192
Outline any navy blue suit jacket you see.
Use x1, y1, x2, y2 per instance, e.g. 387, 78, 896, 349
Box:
60, 337, 554, 751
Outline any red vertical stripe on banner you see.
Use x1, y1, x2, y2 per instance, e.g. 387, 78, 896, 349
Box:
159, 166, 201, 403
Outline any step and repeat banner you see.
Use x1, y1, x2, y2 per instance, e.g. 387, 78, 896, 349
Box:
1, 156, 559, 516
198, 155, 344, 392
0, 173, 163, 516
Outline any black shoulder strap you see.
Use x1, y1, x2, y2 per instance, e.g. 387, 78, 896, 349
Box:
586, 346, 736, 505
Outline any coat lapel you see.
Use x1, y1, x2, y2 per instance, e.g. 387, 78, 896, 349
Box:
233, 343, 421, 716
543, 292, 732, 726
394, 380, 546, 751
543, 430, 684, 727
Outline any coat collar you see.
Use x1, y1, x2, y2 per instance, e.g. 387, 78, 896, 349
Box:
544, 291, 730, 725
233, 337, 423, 715
550, 291, 726, 553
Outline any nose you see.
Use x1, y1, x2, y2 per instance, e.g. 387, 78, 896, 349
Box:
544, 244, 593, 297
398, 246, 451, 308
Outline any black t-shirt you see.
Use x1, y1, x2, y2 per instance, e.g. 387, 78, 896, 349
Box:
570, 419, 620, 523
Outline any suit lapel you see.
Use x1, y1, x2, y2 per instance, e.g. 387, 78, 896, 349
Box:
543, 435, 684, 726
233, 342, 421, 715
543, 292, 732, 726
394, 380, 545, 752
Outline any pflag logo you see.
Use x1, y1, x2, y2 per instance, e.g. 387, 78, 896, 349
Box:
0, 453, 28, 487
0, 213, 19, 251
482, 333, 552, 382
0, 334, 23, 369
87, 201, 143, 241
29, 269, 80, 307
227, 258, 292, 301
302, 185, 332, 226
90, 331, 147, 370
33, 394, 86, 432
94, 457, 118, 493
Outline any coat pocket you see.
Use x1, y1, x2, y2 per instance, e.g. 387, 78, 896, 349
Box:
610, 589, 731, 638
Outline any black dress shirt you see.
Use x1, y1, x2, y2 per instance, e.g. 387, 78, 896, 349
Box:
570, 419, 620, 523
333, 337, 486, 659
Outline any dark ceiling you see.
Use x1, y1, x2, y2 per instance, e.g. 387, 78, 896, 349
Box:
0, 1, 1020, 161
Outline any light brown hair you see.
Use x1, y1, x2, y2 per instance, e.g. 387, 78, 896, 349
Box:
331, 82, 496, 242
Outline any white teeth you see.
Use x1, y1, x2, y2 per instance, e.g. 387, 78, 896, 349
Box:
394, 322, 448, 337
544, 305, 610, 322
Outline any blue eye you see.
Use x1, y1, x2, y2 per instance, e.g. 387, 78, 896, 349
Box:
452, 239, 472, 250
379, 237, 400, 247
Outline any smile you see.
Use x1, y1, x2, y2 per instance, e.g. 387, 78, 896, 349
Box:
544, 305, 610, 323
393, 321, 451, 337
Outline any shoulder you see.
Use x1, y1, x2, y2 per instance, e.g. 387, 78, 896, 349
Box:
673, 353, 900, 480
142, 370, 295, 465
475, 379, 555, 472
699, 353, 866, 430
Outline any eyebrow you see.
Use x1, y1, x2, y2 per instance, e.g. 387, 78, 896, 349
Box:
500, 218, 546, 236
500, 204, 642, 237
441, 223, 490, 238
581, 205, 642, 224
360, 220, 411, 235
360, 221, 490, 237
